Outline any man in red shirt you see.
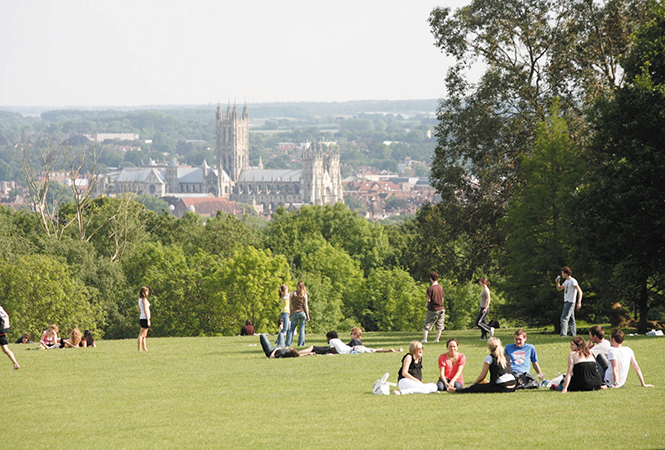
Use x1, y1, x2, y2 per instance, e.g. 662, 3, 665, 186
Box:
423, 271, 445, 343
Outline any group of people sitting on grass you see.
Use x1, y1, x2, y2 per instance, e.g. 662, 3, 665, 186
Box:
38, 324, 96, 349
259, 327, 402, 358
392, 327, 653, 395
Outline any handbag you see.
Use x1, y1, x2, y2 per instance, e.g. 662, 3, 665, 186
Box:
372, 373, 396, 395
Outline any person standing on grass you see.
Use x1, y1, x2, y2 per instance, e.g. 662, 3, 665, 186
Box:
475, 277, 493, 340
556, 266, 582, 337
137, 286, 151, 351
0, 304, 19, 370
394, 340, 438, 395
448, 337, 516, 394
286, 281, 309, 347
276, 284, 290, 344
437, 338, 465, 391
604, 329, 653, 389
560, 337, 603, 392
423, 271, 445, 343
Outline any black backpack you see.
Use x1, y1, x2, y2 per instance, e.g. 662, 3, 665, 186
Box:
0, 306, 10, 334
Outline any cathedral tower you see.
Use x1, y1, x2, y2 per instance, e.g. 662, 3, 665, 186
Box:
216, 103, 249, 185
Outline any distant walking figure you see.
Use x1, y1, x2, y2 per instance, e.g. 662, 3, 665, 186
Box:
286, 281, 310, 347
475, 277, 492, 340
137, 286, 151, 351
277, 284, 290, 344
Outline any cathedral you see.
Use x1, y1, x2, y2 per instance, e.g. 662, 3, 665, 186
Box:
113, 103, 344, 214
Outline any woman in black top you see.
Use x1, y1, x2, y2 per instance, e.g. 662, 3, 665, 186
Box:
448, 337, 516, 393
394, 341, 438, 395
561, 336, 603, 392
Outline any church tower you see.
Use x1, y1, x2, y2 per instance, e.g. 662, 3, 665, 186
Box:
216, 102, 249, 184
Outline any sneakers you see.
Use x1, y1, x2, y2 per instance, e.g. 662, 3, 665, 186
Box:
421, 340, 428, 343
490, 327, 495, 337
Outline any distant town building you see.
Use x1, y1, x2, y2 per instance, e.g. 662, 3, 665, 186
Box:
111, 104, 344, 216
84, 133, 140, 142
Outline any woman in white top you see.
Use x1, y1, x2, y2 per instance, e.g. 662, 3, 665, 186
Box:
137, 286, 151, 351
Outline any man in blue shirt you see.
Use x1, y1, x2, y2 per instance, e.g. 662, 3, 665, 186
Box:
505, 329, 543, 388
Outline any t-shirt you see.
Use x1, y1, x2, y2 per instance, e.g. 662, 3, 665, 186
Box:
590, 339, 610, 358
484, 355, 514, 384
348, 338, 362, 347
329, 338, 352, 355
427, 282, 445, 312
563, 277, 579, 303
505, 343, 538, 374
438, 352, 466, 384
605, 346, 635, 387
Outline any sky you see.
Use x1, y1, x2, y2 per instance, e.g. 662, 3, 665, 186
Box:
0, 0, 471, 108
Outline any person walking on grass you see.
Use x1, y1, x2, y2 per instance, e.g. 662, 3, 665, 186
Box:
556, 266, 582, 337
286, 281, 309, 347
423, 271, 445, 343
0, 305, 19, 370
475, 277, 493, 340
137, 286, 151, 351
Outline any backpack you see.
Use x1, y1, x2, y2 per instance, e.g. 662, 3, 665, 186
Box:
0, 306, 10, 334
514, 372, 540, 389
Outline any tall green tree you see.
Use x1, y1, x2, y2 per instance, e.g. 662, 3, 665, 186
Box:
574, 2, 665, 332
427, 0, 650, 280
501, 100, 586, 330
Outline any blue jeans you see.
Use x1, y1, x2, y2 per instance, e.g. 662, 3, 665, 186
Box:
286, 311, 307, 347
560, 302, 576, 336
277, 312, 290, 344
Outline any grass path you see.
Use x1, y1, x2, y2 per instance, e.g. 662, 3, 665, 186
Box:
3, 329, 663, 449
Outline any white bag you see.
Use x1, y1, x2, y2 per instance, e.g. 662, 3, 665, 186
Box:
372, 373, 396, 395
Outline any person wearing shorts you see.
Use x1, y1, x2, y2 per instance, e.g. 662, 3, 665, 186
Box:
423, 271, 445, 343
137, 286, 151, 351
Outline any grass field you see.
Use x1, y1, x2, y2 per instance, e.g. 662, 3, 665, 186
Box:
3, 329, 664, 449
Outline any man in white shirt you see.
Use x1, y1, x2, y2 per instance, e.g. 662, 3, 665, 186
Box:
588, 325, 610, 375
604, 329, 653, 388
556, 266, 583, 337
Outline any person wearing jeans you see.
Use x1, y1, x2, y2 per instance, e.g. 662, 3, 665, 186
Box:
556, 266, 582, 337
276, 284, 290, 345
285, 281, 309, 347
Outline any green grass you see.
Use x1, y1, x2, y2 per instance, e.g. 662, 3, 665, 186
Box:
3, 329, 664, 449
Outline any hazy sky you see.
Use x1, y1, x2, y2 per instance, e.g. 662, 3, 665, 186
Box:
0, 0, 471, 107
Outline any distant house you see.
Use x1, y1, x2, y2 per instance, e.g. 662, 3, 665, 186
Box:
172, 197, 242, 219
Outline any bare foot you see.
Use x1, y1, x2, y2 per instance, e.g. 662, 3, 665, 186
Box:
446, 386, 456, 393
392, 390, 401, 395
14, 364, 20, 370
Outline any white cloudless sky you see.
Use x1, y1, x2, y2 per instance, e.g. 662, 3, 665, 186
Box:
0, 0, 471, 107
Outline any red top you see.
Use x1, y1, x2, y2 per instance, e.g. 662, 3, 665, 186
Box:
438, 352, 466, 384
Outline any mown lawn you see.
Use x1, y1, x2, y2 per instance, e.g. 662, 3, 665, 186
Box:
3, 329, 663, 449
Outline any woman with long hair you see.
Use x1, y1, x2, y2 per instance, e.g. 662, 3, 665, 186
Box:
81, 329, 96, 348
475, 277, 493, 340
286, 281, 309, 347
561, 336, 603, 392
137, 286, 151, 351
61, 328, 82, 348
277, 284, 290, 344
448, 337, 516, 393
437, 338, 466, 391
393, 341, 438, 395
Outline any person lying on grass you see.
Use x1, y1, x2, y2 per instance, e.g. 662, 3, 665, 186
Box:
327, 330, 402, 354
393, 341, 438, 395
447, 337, 516, 394
259, 333, 315, 358
345, 327, 402, 353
